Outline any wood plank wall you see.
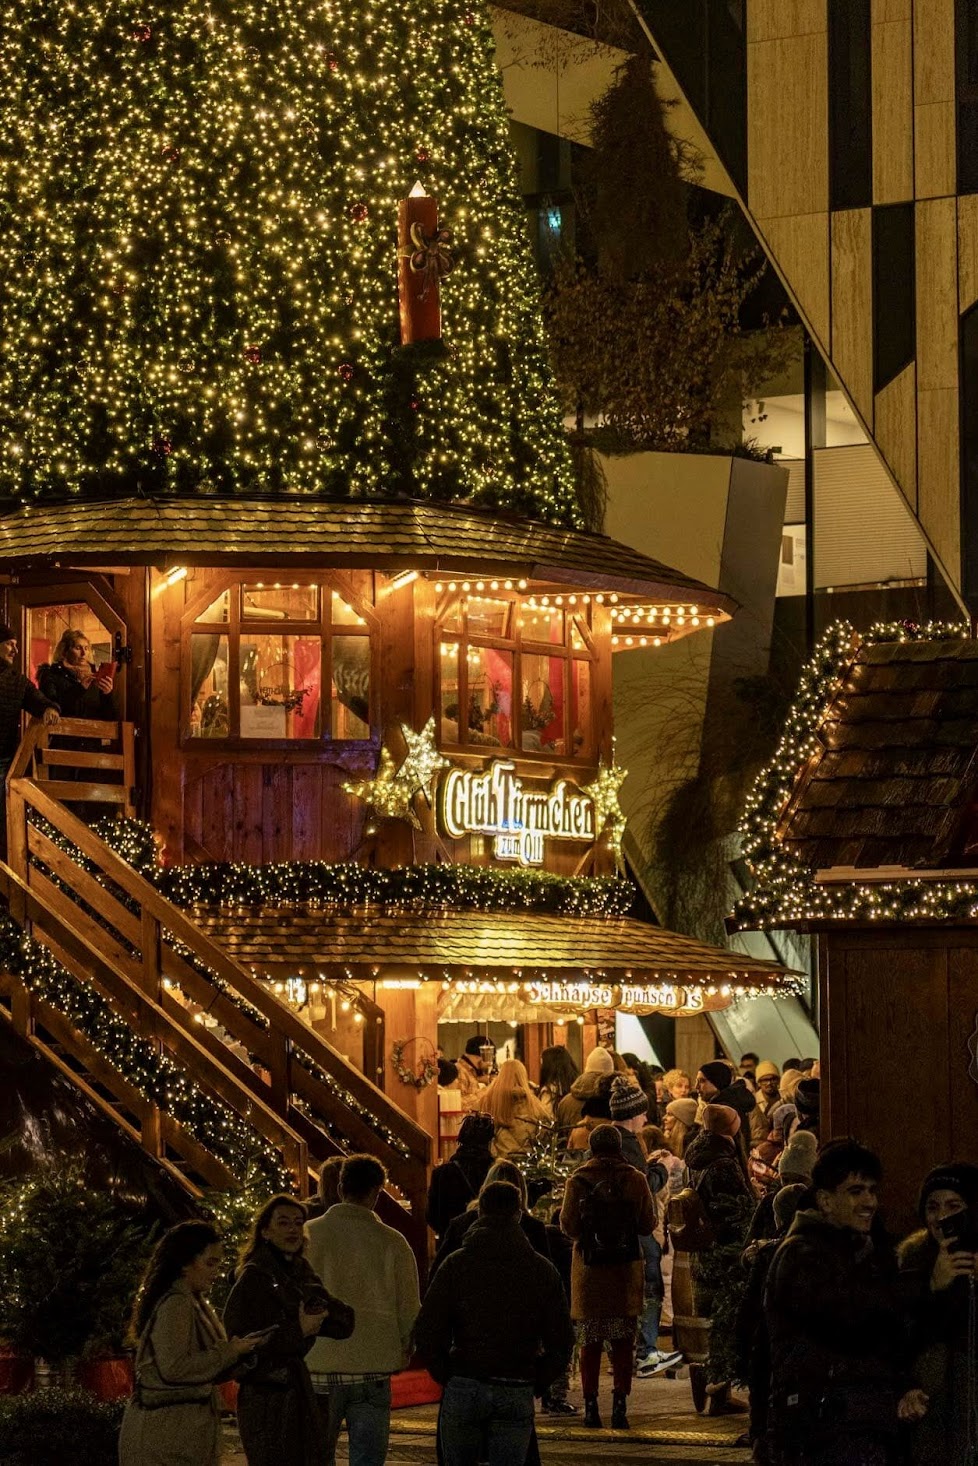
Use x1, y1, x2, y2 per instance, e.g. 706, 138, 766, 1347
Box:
149, 568, 612, 871
820, 927, 978, 1233
699, 0, 972, 596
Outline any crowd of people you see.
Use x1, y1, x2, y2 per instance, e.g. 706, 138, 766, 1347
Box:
117, 1045, 978, 1466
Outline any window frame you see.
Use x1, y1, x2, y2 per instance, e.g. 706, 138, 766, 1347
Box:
434, 590, 598, 764
180, 571, 377, 751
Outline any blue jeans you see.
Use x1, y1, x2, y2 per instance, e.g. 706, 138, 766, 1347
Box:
438, 1376, 535, 1466
318, 1377, 391, 1466
637, 1234, 664, 1358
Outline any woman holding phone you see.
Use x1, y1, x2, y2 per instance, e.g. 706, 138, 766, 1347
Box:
119, 1220, 269, 1466
898, 1163, 978, 1463
38, 628, 115, 719
223, 1195, 354, 1466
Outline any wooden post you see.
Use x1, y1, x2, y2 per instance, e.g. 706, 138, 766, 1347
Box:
6, 784, 28, 928
10, 977, 32, 1037
141, 907, 161, 1002
268, 1034, 292, 1115
141, 1104, 163, 1159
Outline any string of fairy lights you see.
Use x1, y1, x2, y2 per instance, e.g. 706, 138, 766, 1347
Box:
0, 0, 579, 525
0, 916, 291, 1190
735, 618, 974, 929
93, 815, 636, 916
24, 812, 636, 1177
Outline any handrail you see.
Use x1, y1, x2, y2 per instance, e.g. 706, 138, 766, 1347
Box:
3, 721, 431, 1251
0, 860, 307, 1191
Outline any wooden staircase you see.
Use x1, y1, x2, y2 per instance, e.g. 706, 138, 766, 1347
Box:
0, 719, 431, 1266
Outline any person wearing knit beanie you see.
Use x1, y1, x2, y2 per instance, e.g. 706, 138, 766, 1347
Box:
794, 1078, 820, 1116
666, 1098, 697, 1128
777, 1129, 816, 1182
609, 1075, 648, 1125
754, 1060, 780, 1082
696, 1061, 734, 1100
588, 1121, 623, 1154
917, 1161, 978, 1221
584, 1047, 615, 1076
702, 1103, 740, 1139
772, 1182, 807, 1235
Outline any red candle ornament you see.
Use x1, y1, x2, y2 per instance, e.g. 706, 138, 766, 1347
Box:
397, 183, 454, 345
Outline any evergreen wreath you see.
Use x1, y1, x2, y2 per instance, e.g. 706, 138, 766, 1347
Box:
391, 1037, 438, 1090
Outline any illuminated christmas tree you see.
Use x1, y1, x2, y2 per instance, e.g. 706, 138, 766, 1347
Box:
0, 0, 579, 524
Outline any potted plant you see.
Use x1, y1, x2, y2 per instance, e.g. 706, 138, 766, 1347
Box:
0, 1166, 150, 1394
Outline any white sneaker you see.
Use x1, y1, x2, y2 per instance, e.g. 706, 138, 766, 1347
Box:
636, 1350, 683, 1377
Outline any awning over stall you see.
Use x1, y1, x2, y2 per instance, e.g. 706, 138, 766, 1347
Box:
194, 904, 802, 1016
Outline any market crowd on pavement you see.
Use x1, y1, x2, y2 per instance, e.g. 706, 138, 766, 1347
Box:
119, 1045, 978, 1466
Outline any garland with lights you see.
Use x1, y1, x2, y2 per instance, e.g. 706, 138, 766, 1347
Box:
0, 0, 580, 528
735, 619, 974, 929
391, 1037, 438, 1090
0, 916, 291, 1190
66, 816, 636, 918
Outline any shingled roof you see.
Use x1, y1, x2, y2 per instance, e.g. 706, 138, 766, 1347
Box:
779, 638, 978, 870
0, 496, 735, 612
194, 904, 798, 992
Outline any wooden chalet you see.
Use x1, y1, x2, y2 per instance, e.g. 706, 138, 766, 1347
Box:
0, 494, 799, 1262
736, 627, 978, 1229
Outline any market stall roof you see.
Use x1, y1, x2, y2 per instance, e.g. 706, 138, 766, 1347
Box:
193, 904, 800, 998
779, 636, 978, 871
0, 496, 735, 613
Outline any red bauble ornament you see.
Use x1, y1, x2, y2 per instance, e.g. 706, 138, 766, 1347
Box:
162, 144, 180, 163
416, 146, 431, 164
132, 23, 153, 42
338, 362, 354, 383
244, 345, 262, 365
326, 51, 339, 72
152, 436, 173, 457
463, 11, 475, 24
409, 395, 421, 412
349, 201, 369, 223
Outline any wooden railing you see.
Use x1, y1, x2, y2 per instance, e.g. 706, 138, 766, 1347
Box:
2, 721, 431, 1264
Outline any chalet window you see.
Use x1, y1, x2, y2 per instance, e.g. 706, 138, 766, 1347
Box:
186, 578, 373, 743
436, 592, 596, 759
27, 600, 114, 683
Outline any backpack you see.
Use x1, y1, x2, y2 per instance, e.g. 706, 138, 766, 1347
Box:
576, 1171, 641, 1267
666, 1186, 716, 1252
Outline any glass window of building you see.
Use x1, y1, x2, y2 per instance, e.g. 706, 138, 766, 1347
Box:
436, 591, 596, 759
186, 577, 373, 743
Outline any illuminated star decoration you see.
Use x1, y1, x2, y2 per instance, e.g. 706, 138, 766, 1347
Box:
343, 746, 423, 829
583, 756, 628, 868
400, 716, 450, 804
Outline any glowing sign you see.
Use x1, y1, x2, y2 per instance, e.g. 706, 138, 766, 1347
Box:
440, 759, 595, 866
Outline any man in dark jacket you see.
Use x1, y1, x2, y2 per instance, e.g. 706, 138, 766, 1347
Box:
414, 1181, 572, 1466
764, 1140, 924, 1465
0, 625, 59, 850
0, 624, 59, 765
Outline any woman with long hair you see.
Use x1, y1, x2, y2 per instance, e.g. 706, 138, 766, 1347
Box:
537, 1046, 579, 1122
119, 1221, 267, 1466
223, 1195, 354, 1466
38, 628, 114, 719
479, 1058, 550, 1158
663, 1098, 699, 1158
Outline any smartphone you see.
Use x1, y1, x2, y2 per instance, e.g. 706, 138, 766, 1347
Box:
938, 1212, 978, 1253
96, 662, 115, 684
